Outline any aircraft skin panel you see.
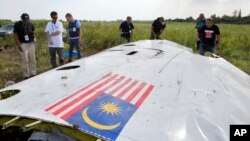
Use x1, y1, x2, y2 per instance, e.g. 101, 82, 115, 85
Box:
0, 40, 250, 141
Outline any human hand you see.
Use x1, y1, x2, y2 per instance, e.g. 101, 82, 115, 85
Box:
215, 40, 220, 46
18, 46, 22, 52
17, 41, 21, 47
196, 36, 200, 41
48, 38, 53, 45
52, 31, 60, 36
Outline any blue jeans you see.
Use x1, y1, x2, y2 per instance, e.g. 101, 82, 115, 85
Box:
199, 43, 215, 56
69, 38, 81, 62
196, 34, 203, 50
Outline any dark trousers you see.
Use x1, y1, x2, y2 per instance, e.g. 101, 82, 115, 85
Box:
150, 32, 161, 40
197, 34, 203, 50
69, 38, 82, 62
120, 36, 131, 43
197, 40, 201, 50
49, 47, 64, 68
199, 43, 215, 56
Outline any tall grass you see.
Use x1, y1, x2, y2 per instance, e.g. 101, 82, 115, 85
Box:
0, 21, 249, 88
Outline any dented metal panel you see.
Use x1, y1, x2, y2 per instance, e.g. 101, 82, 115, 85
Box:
0, 40, 250, 141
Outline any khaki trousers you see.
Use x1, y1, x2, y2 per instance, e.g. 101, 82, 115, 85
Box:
20, 43, 36, 78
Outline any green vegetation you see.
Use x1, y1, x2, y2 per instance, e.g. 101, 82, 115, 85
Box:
0, 20, 249, 88
0, 90, 19, 100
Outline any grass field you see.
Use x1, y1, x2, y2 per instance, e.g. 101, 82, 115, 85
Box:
0, 21, 249, 88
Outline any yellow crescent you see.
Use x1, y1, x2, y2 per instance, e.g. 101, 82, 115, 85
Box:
82, 107, 121, 130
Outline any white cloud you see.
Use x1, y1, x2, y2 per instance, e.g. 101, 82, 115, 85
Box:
0, 0, 249, 21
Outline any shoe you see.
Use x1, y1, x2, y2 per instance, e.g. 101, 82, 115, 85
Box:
23, 77, 29, 80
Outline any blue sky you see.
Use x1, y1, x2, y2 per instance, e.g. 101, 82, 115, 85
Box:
0, 0, 249, 21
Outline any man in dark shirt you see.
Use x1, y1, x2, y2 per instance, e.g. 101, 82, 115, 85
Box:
119, 16, 134, 43
151, 17, 166, 39
14, 13, 36, 79
198, 18, 220, 55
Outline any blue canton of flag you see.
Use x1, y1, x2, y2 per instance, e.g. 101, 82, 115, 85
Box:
66, 94, 137, 141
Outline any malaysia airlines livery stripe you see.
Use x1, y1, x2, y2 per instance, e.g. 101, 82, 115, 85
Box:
44, 72, 112, 112
45, 73, 154, 120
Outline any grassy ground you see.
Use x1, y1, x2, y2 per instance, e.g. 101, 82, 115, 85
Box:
0, 21, 249, 88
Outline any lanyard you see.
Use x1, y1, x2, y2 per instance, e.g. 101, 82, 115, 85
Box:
52, 22, 57, 31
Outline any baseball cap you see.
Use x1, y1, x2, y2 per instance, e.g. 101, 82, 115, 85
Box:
206, 18, 213, 21
21, 13, 30, 20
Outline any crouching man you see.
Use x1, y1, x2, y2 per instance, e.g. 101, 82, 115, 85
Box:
198, 18, 220, 55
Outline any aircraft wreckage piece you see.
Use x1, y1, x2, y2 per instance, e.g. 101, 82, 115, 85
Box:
0, 40, 249, 141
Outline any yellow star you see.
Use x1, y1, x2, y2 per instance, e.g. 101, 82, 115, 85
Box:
100, 102, 121, 116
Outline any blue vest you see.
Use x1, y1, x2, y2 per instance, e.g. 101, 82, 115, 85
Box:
68, 20, 79, 39
196, 19, 206, 29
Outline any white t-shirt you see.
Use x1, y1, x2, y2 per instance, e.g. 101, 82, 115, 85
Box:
45, 21, 64, 48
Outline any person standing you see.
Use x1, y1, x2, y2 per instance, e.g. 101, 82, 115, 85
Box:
119, 16, 134, 43
150, 17, 166, 39
195, 13, 206, 50
45, 11, 64, 68
13, 13, 36, 79
198, 18, 220, 56
65, 13, 82, 62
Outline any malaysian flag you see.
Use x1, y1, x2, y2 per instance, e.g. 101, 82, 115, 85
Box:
45, 72, 154, 141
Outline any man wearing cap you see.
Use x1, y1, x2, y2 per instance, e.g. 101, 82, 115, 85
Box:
150, 17, 166, 39
45, 11, 64, 68
198, 18, 220, 55
65, 13, 82, 62
14, 13, 36, 79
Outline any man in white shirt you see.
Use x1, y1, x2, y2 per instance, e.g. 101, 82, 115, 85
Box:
45, 11, 64, 68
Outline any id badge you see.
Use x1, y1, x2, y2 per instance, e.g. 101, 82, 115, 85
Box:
24, 35, 29, 41
73, 27, 76, 32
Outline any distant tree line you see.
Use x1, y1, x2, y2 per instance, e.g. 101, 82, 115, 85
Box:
169, 9, 250, 24
1, 9, 250, 25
